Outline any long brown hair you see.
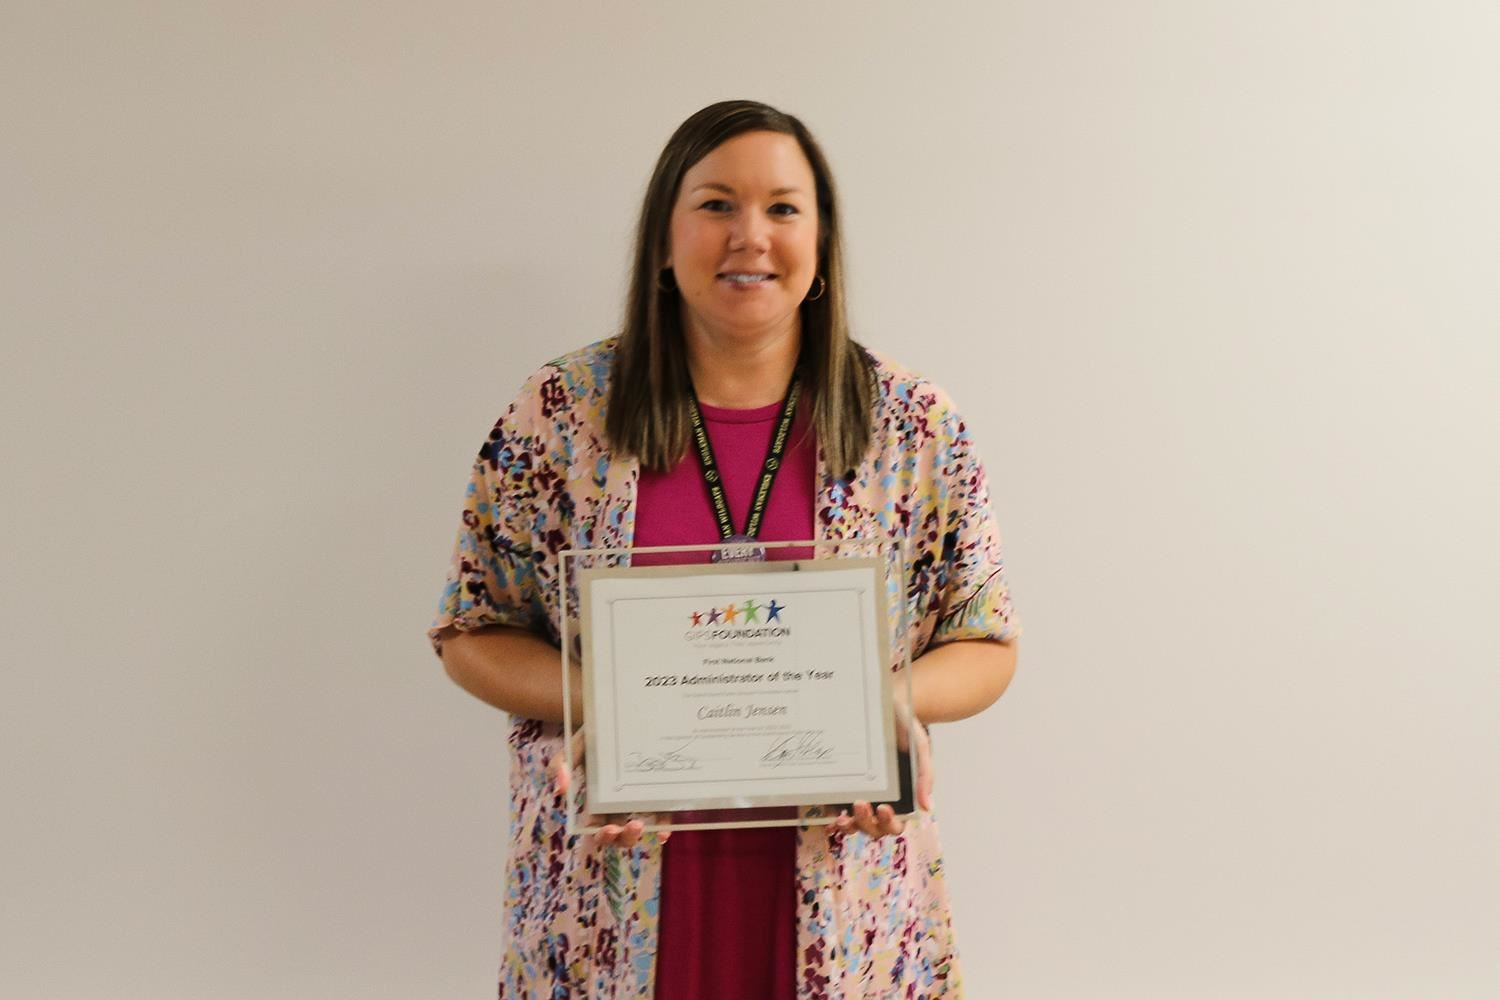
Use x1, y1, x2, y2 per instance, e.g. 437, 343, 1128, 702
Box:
606, 100, 874, 476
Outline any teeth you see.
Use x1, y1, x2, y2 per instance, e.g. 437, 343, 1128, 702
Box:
724, 273, 772, 283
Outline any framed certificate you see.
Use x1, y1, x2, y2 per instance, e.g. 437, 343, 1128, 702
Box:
560, 539, 915, 833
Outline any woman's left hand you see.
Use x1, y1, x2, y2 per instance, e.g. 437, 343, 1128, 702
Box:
834, 699, 933, 839
550, 727, 670, 849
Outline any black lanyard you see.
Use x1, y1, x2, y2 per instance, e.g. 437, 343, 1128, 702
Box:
686, 374, 802, 543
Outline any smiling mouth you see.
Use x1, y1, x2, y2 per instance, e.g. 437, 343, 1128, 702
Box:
718, 272, 777, 284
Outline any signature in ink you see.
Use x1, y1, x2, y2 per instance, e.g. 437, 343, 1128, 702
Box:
623, 743, 701, 773
761, 731, 835, 767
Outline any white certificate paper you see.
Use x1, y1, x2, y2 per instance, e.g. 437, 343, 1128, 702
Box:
578, 559, 899, 816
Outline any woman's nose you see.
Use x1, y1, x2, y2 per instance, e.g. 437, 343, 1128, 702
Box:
728, 210, 771, 252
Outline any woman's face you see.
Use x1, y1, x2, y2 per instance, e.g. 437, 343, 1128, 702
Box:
666, 130, 820, 346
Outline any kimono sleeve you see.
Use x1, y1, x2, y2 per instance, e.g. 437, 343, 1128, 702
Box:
427, 373, 554, 656
929, 403, 1022, 646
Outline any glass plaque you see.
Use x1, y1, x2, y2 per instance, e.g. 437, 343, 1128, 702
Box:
559, 538, 917, 833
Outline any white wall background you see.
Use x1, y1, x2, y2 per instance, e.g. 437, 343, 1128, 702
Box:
4, 2, 1497, 997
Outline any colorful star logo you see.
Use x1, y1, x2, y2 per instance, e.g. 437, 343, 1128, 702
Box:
689, 599, 787, 628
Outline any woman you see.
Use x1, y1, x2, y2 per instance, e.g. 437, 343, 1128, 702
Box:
431, 100, 1019, 999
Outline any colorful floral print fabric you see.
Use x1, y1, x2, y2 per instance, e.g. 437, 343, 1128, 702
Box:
430, 338, 1019, 998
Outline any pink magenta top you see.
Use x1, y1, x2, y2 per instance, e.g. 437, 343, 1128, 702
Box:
633, 396, 816, 1000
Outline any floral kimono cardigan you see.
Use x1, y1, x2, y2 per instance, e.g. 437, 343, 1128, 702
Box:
430, 338, 1018, 999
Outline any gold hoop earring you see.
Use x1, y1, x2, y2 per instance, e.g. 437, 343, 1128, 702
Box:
657, 268, 677, 293
805, 274, 827, 302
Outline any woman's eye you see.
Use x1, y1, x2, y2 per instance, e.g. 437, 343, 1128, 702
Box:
769, 203, 799, 217
700, 199, 732, 213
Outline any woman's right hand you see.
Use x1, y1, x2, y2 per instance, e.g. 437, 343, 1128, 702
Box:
549, 727, 669, 849
832, 697, 933, 839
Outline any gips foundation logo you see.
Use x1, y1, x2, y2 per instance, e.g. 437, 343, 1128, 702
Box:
683, 597, 790, 642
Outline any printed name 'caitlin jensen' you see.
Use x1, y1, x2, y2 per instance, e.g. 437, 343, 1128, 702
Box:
697, 703, 790, 720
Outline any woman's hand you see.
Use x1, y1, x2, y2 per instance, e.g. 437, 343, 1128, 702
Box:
833, 699, 934, 839
549, 727, 670, 849
832, 637, 1018, 839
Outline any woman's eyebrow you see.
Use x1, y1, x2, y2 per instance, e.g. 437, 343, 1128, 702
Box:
689, 183, 806, 197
